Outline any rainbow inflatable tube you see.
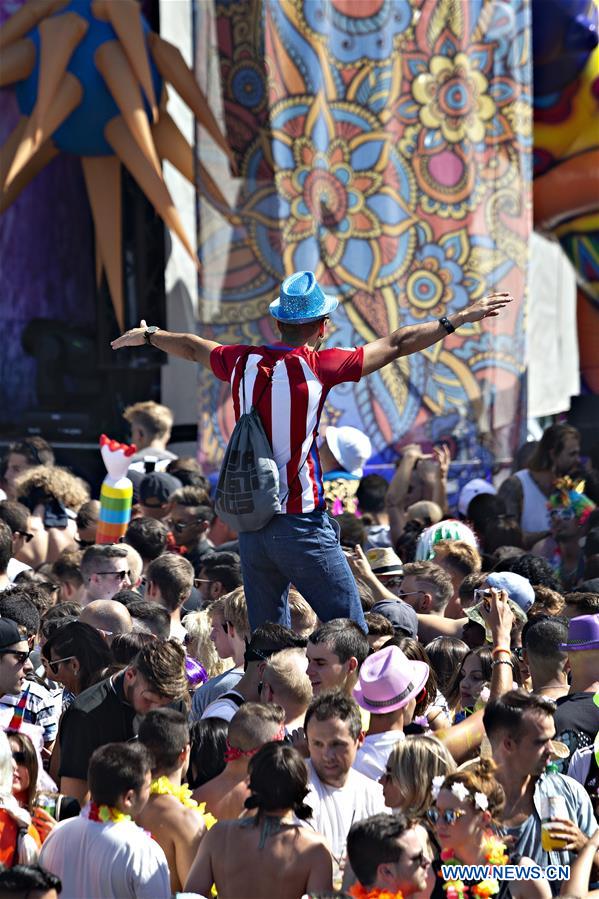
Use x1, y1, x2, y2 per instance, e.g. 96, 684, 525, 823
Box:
96, 434, 137, 544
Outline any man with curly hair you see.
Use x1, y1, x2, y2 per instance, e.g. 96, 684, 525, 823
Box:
13, 465, 90, 568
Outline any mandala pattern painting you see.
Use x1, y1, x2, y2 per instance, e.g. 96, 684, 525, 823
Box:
194, 0, 531, 471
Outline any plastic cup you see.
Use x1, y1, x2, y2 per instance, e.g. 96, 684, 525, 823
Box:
540, 795, 568, 851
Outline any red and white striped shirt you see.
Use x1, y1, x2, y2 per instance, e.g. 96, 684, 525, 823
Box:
210, 343, 364, 514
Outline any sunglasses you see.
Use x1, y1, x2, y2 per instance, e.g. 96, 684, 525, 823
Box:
473, 588, 493, 604
95, 570, 130, 581
399, 589, 425, 600
170, 521, 195, 534
549, 507, 576, 521
408, 850, 428, 868
383, 576, 403, 590
426, 807, 467, 826
12, 751, 27, 765
43, 655, 75, 676
0, 649, 30, 665
15, 531, 34, 543
75, 538, 95, 548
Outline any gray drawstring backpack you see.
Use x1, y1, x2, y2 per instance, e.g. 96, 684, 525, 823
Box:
215, 352, 281, 532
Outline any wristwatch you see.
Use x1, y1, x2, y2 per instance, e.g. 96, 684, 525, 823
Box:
144, 325, 159, 346
439, 315, 455, 335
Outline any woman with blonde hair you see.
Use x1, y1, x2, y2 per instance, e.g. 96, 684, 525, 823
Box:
183, 609, 230, 679
427, 758, 550, 899
380, 734, 456, 816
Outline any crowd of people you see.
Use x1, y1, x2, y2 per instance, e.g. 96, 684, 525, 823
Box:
0, 277, 597, 898
0, 413, 597, 899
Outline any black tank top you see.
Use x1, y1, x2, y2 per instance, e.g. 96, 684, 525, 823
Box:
430, 855, 517, 899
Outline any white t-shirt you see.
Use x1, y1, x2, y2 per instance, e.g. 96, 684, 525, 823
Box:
39, 813, 170, 899
352, 730, 405, 781
169, 619, 187, 643
201, 690, 244, 722
304, 760, 387, 863
567, 745, 593, 786
7, 557, 32, 581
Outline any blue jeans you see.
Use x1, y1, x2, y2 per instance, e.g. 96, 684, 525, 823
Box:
238, 511, 366, 633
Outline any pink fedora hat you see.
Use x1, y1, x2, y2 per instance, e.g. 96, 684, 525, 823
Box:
353, 645, 429, 714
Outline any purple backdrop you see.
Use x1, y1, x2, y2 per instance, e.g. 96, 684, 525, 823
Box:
0, 0, 96, 425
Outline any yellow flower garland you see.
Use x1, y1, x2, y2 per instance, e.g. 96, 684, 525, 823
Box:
149, 776, 217, 829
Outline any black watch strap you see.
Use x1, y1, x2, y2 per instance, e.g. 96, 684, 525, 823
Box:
439, 316, 455, 335
144, 326, 159, 346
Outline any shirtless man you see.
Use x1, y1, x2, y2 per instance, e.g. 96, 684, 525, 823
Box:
137, 708, 209, 893
193, 702, 285, 821
185, 741, 332, 899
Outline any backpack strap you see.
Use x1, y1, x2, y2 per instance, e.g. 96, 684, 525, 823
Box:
239, 349, 277, 415
220, 691, 245, 709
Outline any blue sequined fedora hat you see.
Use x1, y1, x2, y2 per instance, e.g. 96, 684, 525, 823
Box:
269, 271, 339, 323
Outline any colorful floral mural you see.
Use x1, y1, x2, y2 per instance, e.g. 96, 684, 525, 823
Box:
194, 0, 532, 470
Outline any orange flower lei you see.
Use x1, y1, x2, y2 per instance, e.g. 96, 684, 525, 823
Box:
349, 886, 404, 899
440, 834, 508, 899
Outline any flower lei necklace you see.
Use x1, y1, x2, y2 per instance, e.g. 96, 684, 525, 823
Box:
83, 802, 131, 824
150, 776, 198, 808
349, 886, 404, 899
149, 777, 217, 829
440, 834, 508, 899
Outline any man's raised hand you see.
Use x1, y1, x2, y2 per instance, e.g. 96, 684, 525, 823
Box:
462, 292, 514, 324
110, 319, 149, 349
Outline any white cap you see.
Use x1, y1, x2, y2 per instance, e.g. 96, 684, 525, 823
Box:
325, 426, 372, 478
458, 478, 497, 517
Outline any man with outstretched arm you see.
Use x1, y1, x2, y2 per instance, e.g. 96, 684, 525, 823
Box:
112, 270, 512, 632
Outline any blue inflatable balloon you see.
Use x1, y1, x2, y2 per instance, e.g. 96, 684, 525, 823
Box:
14, 0, 162, 156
